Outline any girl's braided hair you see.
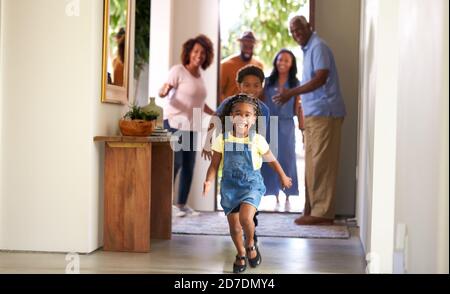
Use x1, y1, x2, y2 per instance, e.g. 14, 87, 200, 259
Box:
218, 94, 263, 134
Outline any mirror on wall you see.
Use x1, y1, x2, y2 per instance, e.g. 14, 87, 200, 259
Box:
101, 0, 133, 104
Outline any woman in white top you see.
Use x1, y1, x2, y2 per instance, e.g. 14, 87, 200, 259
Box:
159, 34, 215, 216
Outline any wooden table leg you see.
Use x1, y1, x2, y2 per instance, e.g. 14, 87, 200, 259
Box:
103, 142, 151, 252
151, 142, 174, 239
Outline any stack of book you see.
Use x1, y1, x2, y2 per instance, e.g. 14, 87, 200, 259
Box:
150, 128, 172, 137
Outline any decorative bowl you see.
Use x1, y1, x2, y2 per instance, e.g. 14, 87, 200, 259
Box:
119, 119, 155, 136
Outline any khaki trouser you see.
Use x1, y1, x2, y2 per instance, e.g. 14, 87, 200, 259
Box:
303, 116, 344, 219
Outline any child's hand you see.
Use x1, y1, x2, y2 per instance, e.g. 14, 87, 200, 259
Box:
203, 180, 212, 197
201, 148, 213, 161
281, 176, 292, 190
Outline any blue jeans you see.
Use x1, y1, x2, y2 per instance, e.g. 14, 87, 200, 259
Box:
164, 120, 197, 205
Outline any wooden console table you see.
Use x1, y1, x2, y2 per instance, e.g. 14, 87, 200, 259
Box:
94, 135, 175, 252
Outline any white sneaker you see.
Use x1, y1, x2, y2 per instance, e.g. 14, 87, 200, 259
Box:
181, 205, 200, 216
172, 205, 187, 217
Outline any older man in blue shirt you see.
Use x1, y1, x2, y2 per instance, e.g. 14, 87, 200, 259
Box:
273, 15, 346, 226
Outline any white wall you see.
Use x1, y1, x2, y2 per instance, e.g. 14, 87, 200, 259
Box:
369, 0, 400, 273
393, 0, 449, 274
0, 0, 125, 253
135, 64, 149, 106
438, 7, 449, 273
315, 0, 361, 216
149, 0, 218, 211
0, 0, 4, 247
356, 0, 378, 256
172, 0, 218, 211
149, 0, 173, 100
358, 0, 449, 273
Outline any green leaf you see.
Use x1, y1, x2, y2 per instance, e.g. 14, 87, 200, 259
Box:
123, 104, 159, 121
223, 0, 307, 69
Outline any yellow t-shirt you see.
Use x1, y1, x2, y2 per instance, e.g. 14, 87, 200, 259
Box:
211, 132, 270, 178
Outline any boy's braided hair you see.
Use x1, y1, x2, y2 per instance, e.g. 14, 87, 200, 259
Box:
219, 94, 262, 134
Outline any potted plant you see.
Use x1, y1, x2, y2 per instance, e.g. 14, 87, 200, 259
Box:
119, 104, 159, 136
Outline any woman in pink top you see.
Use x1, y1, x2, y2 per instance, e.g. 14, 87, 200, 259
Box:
159, 34, 215, 216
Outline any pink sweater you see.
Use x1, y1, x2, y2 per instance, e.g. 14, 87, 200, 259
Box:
164, 64, 207, 131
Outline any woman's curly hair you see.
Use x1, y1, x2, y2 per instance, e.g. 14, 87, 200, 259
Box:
218, 94, 263, 134
181, 34, 214, 70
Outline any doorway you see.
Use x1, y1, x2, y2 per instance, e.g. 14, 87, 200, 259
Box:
216, 0, 312, 213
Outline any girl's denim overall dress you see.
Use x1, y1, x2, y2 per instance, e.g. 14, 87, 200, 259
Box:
220, 132, 266, 215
